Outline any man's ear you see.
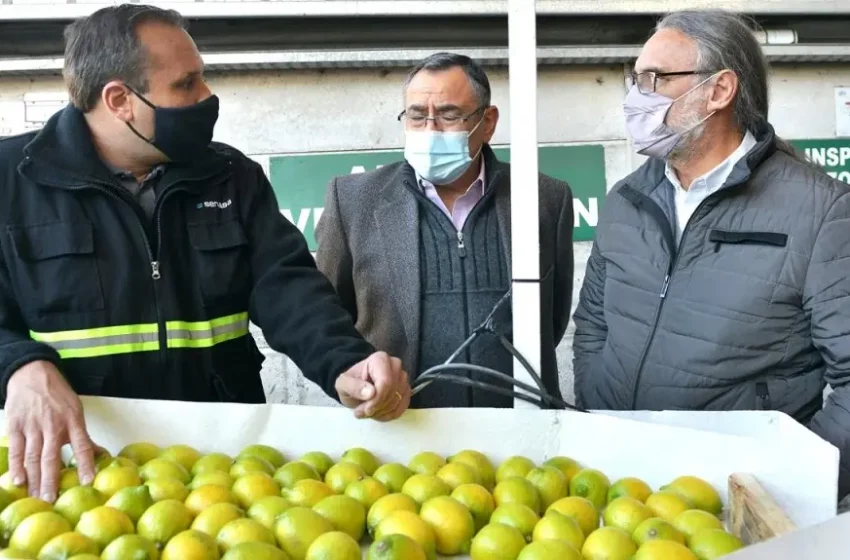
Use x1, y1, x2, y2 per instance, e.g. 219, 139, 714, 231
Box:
101, 81, 134, 122
707, 70, 738, 112
482, 105, 500, 144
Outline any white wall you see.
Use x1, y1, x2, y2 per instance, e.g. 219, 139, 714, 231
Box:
1, 62, 847, 405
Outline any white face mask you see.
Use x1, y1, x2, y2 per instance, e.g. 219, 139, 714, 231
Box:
623, 73, 719, 159
404, 117, 484, 185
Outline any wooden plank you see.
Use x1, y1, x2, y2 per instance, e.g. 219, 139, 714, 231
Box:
729, 473, 798, 544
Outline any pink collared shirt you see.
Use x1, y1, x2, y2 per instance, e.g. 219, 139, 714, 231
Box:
418, 159, 486, 231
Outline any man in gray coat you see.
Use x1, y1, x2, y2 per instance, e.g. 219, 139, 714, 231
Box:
316, 53, 574, 409
573, 10, 850, 498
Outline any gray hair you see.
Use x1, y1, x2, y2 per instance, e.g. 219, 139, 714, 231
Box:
403, 52, 492, 107
657, 10, 768, 135
63, 4, 186, 112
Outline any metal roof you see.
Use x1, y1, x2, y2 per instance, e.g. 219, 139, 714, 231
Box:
2, 44, 850, 77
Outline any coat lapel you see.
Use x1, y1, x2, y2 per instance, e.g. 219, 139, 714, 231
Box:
492, 162, 513, 274
374, 166, 421, 373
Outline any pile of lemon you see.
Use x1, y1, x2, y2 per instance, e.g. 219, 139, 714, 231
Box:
0, 443, 745, 560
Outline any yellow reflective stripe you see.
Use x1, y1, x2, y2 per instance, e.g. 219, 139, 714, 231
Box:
166, 312, 249, 348
57, 341, 160, 359
30, 323, 158, 343
167, 330, 247, 349
165, 312, 248, 331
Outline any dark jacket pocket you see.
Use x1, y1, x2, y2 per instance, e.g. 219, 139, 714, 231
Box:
709, 229, 788, 252
6, 222, 105, 314
187, 220, 251, 306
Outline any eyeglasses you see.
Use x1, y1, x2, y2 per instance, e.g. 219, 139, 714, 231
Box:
398, 105, 487, 130
627, 70, 717, 94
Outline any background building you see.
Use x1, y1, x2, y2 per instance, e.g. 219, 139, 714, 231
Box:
1, 0, 849, 404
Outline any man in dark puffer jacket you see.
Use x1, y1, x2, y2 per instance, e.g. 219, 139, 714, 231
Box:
573, 9, 850, 500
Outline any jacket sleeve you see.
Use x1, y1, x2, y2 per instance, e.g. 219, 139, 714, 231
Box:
314, 177, 358, 323
803, 190, 850, 500
551, 180, 574, 344
242, 162, 375, 400
0, 256, 62, 405
571, 241, 608, 407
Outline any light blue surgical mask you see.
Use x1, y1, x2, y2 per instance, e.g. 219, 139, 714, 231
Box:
404, 117, 484, 185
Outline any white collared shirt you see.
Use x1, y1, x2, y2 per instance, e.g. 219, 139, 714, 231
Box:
666, 130, 758, 244
417, 159, 486, 231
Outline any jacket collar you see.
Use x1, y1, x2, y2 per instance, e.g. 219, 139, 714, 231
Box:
20, 104, 229, 191
626, 119, 779, 197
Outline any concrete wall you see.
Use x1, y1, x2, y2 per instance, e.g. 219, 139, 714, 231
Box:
1, 62, 848, 406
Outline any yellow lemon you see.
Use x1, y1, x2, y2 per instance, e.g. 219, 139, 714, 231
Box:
367, 493, 420, 537
185, 484, 239, 516
274, 506, 334, 560
494, 477, 541, 513
446, 450, 495, 490
632, 517, 686, 547
237, 445, 286, 471
38, 531, 99, 560
283, 479, 336, 508
324, 462, 366, 495
221, 541, 288, 560
526, 467, 568, 510
190, 472, 235, 491
9, 511, 71, 557
532, 510, 584, 550
603, 496, 654, 534
645, 492, 692, 522
495, 456, 535, 484
93, 462, 142, 498
230, 456, 275, 479
401, 474, 451, 507
0, 496, 52, 545
160, 445, 203, 474
105, 484, 155, 524
688, 529, 744, 559
407, 453, 445, 477
305, 530, 361, 560
191, 502, 245, 539
137, 499, 193, 549
140, 459, 191, 485
665, 477, 723, 515
419, 496, 475, 556
0, 472, 28, 502
161, 529, 219, 560
300, 452, 335, 478
274, 461, 322, 488
247, 496, 292, 530
145, 477, 190, 502
373, 463, 414, 494
470, 522, 526, 559
231, 473, 280, 508
54, 486, 105, 527
518, 539, 583, 560
0, 549, 34, 559
341, 448, 381, 476
75, 506, 134, 550
451, 483, 495, 531
568, 469, 610, 511
118, 442, 162, 466
489, 503, 540, 541
436, 462, 480, 490
374, 510, 437, 560
367, 533, 428, 560
546, 496, 598, 537
217, 518, 276, 551
673, 510, 724, 544
101, 534, 161, 560
581, 526, 636, 560
635, 539, 698, 560
313, 494, 367, 541
59, 468, 81, 494
608, 477, 653, 504
345, 476, 388, 510
542, 457, 582, 486
193, 453, 235, 477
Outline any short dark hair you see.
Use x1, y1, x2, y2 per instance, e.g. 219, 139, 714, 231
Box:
63, 4, 186, 112
403, 52, 491, 107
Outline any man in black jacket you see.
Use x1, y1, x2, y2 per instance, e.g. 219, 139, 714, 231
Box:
0, 4, 410, 503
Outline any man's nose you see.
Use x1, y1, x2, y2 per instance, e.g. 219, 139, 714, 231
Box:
198, 82, 213, 101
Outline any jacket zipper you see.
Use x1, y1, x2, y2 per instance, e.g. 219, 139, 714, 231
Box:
623, 185, 732, 409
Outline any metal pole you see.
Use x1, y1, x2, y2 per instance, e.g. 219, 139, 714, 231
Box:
508, 0, 541, 408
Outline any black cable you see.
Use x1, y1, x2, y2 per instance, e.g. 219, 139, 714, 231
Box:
414, 363, 580, 411
412, 373, 550, 408
495, 333, 546, 392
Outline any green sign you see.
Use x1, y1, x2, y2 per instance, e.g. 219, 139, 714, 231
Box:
791, 139, 850, 183
268, 144, 607, 250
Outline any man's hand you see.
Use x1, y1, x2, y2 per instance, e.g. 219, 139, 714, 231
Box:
5, 360, 95, 503
335, 351, 411, 421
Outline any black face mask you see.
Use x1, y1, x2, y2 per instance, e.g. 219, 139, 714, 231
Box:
125, 86, 219, 163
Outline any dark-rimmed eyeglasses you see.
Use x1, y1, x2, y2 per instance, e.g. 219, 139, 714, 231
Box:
627, 70, 717, 94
